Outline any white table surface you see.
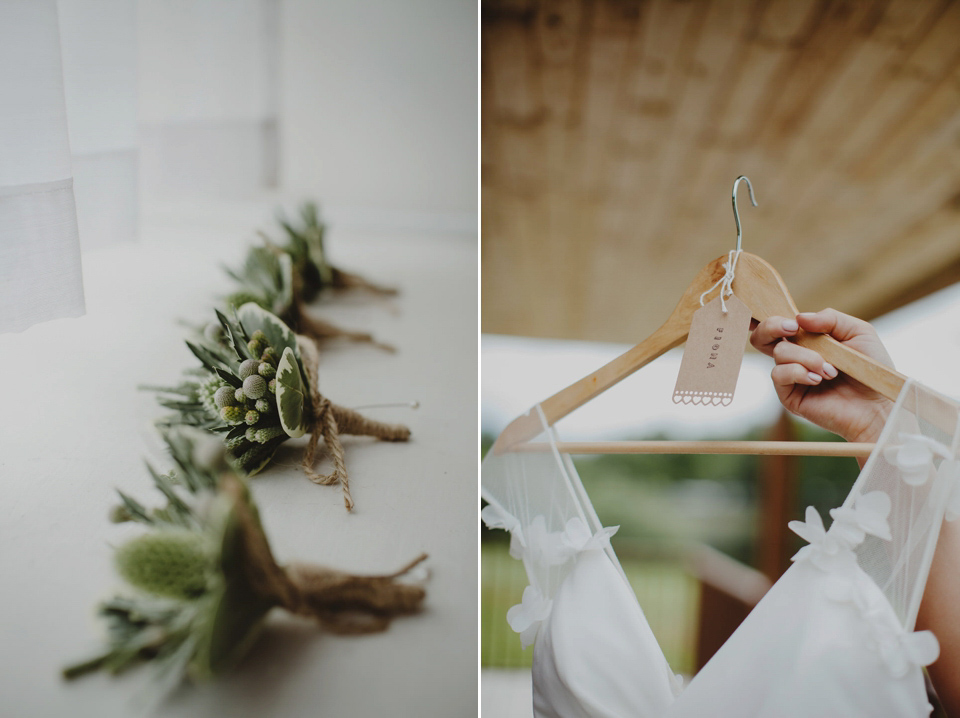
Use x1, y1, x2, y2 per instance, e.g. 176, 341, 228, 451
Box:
0, 212, 478, 717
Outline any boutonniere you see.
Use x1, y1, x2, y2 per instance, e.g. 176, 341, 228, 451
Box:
63, 431, 427, 694
224, 203, 395, 351
276, 202, 397, 300
151, 303, 410, 510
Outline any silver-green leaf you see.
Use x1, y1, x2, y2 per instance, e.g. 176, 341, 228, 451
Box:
236, 303, 299, 360
275, 347, 307, 438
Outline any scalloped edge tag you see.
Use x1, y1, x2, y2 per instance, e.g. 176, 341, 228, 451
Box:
673, 295, 751, 407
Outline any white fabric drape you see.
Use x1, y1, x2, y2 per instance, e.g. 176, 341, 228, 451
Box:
0, 0, 85, 334
58, 0, 139, 251
138, 0, 279, 199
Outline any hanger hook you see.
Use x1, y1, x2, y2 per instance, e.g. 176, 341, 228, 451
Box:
732, 175, 758, 253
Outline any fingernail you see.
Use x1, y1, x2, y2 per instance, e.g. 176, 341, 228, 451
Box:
782, 319, 799, 332
807, 372, 822, 383
798, 312, 816, 319
823, 363, 838, 379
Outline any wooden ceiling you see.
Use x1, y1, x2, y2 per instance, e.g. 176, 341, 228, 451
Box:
481, 0, 960, 343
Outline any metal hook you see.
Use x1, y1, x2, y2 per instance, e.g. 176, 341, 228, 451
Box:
732, 176, 758, 252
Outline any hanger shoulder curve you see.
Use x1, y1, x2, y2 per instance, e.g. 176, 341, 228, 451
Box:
494, 257, 728, 452
733, 253, 907, 402
493, 252, 908, 454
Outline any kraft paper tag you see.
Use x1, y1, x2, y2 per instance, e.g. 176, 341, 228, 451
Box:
673, 295, 752, 406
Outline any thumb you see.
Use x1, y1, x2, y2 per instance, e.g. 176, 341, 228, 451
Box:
796, 308, 875, 342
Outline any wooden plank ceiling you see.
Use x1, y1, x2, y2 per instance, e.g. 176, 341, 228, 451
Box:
481, 0, 960, 343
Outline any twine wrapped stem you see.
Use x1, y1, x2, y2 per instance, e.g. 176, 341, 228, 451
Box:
298, 338, 411, 511
225, 476, 427, 633
330, 267, 398, 297
292, 298, 395, 353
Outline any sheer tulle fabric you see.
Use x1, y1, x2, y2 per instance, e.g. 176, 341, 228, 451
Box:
482, 380, 960, 718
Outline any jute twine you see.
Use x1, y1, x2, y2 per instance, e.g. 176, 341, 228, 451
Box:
292, 298, 396, 353
259, 235, 395, 352
225, 476, 427, 633
330, 267, 398, 297
298, 338, 411, 511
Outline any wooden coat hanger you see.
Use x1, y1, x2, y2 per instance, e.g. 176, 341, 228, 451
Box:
493, 177, 952, 458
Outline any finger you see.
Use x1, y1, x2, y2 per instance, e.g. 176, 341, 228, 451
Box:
796, 308, 876, 342
772, 340, 839, 379
750, 315, 800, 356
771, 363, 823, 401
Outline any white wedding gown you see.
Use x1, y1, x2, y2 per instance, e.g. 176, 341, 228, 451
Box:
482, 379, 960, 717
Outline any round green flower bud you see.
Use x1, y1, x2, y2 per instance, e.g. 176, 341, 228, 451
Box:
220, 406, 244, 424
255, 398, 270, 413
115, 531, 210, 599
247, 339, 265, 358
245, 427, 257, 442
251, 330, 267, 343
245, 409, 260, 425
254, 426, 286, 444
214, 386, 237, 409
268, 378, 277, 394
234, 387, 246, 403
261, 347, 278, 366
243, 374, 267, 400
238, 359, 260, 379
256, 425, 286, 443
258, 362, 276, 379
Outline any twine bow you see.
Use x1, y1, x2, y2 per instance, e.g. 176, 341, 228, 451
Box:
699, 249, 742, 314
298, 338, 411, 511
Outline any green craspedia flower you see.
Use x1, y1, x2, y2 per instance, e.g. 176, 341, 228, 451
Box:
114, 531, 210, 599
234, 388, 246, 403
245, 409, 260, 425
268, 378, 277, 395
214, 386, 237, 409
258, 362, 276, 379
254, 426, 285, 444
238, 359, 260, 380
220, 406, 244, 424
251, 330, 267, 343
254, 398, 270, 413
245, 427, 257, 442
243, 375, 267, 400
260, 347, 278, 366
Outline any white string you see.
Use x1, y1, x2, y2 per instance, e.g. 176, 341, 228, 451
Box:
699, 249, 743, 313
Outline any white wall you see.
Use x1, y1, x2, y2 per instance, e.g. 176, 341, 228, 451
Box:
279, 0, 476, 228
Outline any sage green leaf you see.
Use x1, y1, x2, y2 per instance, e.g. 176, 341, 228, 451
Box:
275, 347, 307, 438
185, 341, 226, 373
236, 303, 299, 360
214, 368, 242, 389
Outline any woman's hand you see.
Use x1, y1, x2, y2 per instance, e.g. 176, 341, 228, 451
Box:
750, 308, 895, 445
